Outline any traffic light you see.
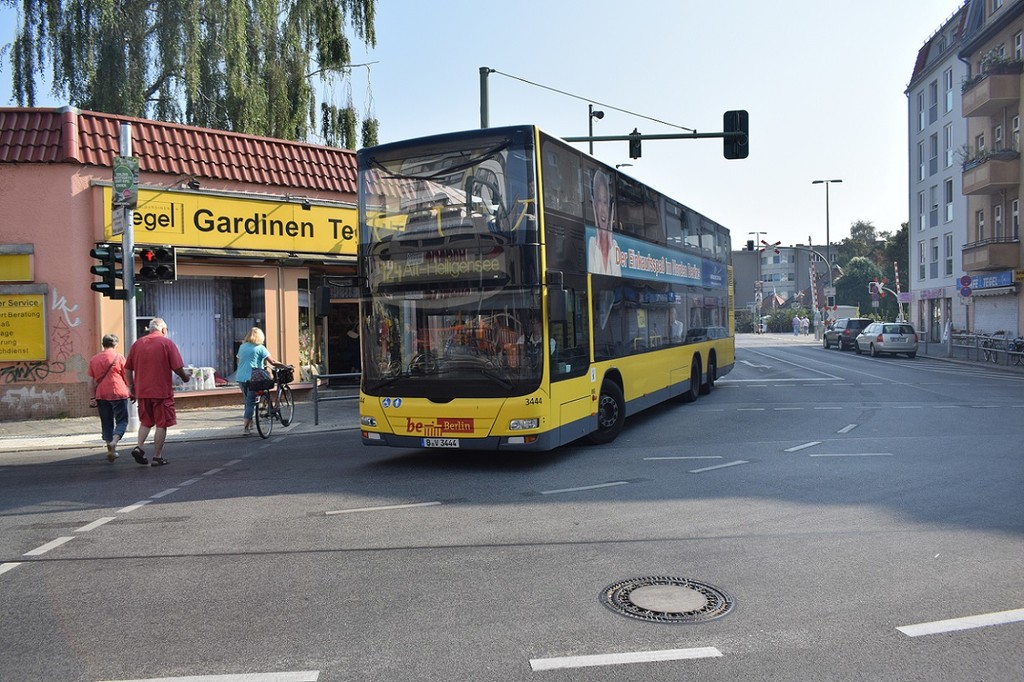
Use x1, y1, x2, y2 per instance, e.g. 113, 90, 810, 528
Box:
136, 245, 177, 282
628, 128, 642, 159
723, 110, 749, 159
746, 239, 755, 251
90, 243, 124, 298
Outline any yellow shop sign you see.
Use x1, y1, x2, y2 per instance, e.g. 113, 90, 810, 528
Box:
102, 188, 357, 256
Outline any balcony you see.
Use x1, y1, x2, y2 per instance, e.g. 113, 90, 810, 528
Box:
961, 237, 1020, 271
962, 151, 1020, 194
962, 72, 1021, 117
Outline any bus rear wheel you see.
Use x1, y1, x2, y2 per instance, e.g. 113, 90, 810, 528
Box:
700, 356, 716, 395
588, 381, 625, 444
682, 359, 701, 403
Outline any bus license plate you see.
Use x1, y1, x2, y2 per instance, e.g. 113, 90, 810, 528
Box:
423, 438, 460, 448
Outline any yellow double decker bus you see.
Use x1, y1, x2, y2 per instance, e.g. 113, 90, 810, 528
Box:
356, 125, 733, 451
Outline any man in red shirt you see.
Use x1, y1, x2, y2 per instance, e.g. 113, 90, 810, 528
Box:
125, 318, 193, 466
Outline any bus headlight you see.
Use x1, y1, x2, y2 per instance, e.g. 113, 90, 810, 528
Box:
360, 415, 377, 427
509, 418, 539, 431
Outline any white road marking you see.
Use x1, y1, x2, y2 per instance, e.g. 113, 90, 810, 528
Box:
737, 408, 765, 411
837, 424, 858, 433
0, 562, 23, 575
897, 608, 1024, 637
225, 459, 243, 466
644, 456, 723, 460
773, 407, 803, 411
814, 406, 843, 410
540, 481, 629, 495
325, 501, 442, 515
179, 478, 201, 486
739, 359, 769, 368
202, 467, 224, 476
785, 442, 821, 452
690, 460, 749, 474
808, 453, 893, 458
530, 646, 722, 671
96, 671, 321, 682
151, 488, 179, 499
24, 536, 74, 556
117, 500, 152, 513
76, 517, 115, 532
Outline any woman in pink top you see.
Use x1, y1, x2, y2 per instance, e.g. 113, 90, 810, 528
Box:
87, 333, 131, 462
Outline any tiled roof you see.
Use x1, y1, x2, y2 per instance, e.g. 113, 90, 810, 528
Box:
0, 107, 357, 194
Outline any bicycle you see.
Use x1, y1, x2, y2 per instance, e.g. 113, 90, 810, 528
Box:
254, 365, 295, 438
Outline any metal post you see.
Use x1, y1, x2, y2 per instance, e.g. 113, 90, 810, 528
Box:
479, 67, 492, 128
119, 122, 139, 432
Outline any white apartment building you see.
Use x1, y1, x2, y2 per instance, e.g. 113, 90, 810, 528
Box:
907, 2, 972, 341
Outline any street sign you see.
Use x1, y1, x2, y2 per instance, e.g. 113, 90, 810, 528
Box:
960, 286, 972, 297
959, 275, 973, 288
112, 156, 139, 209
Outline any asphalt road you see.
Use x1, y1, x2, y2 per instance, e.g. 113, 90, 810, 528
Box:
2, 337, 1022, 681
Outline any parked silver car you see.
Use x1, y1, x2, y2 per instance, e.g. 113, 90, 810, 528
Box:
854, 322, 918, 358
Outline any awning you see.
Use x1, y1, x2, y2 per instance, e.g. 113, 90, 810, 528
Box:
972, 285, 1017, 297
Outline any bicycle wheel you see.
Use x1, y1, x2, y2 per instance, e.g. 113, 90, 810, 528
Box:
255, 391, 274, 438
278, 384, 294, 426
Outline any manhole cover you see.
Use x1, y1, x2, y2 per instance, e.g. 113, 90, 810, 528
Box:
601, 576, 734, 623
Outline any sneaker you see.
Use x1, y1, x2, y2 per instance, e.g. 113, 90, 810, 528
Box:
131, 447, 148, 465
106, 443, 118, 462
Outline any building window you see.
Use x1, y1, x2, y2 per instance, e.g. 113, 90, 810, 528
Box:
919, 141, 926, 180
1016, 32, 1023, 60
944, 178, 954, 222
918, 192, 927, 231
929, 185, 939, 227
919, 92, 926, 131
944, 232, 954, 276
1013, 115, 1020, 150
976, 133, 986, 154
976, 209, 986, 242
994, 203, 1004, 238
929, 81, 939, 124
944, 68, 955, 113
1013, 199, 1020, 240
930, 237, 939, 279
929, 134, 939, 175
944, 124, 954, 167
993, 0, 1003, 12
918, 241, 926, 280
994, 124, 1004, 151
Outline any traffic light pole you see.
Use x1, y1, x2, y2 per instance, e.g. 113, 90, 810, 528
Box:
119, 123, 139, 432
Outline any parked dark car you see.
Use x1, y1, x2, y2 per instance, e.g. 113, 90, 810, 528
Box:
823, 317, 873, 350
854, 322, 918, 358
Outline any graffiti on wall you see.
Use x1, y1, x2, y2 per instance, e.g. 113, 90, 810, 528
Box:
0, 287, 85, 415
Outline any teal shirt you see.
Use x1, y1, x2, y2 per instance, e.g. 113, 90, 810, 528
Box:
236, 342, 270, 382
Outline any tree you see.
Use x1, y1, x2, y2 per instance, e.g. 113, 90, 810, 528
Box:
836, 256, 882, 315
1, 0, 378, 146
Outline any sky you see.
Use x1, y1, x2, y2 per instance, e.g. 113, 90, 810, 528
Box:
0, 0, 967, 249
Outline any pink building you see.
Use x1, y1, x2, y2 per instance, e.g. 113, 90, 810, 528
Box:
0, 107, 359, 421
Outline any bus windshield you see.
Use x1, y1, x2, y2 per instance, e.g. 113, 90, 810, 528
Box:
357, 128, 543, 400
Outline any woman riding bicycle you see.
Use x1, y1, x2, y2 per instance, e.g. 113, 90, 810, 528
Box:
236, 327, 286, 435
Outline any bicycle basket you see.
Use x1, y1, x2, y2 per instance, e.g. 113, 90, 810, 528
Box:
274, 366, 294, 385
248, 368, 275, 391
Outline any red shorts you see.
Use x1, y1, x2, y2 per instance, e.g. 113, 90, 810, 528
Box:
137, 397, 177, 428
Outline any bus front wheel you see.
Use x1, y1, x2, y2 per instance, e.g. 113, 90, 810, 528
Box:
588, 382, 625, 444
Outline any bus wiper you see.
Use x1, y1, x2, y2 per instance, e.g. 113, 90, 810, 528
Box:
480, 367, 514, 391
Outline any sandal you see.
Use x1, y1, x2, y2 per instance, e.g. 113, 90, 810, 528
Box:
106, 443, 118, 462
131, 447, 148, 465
151, 457, 169, 467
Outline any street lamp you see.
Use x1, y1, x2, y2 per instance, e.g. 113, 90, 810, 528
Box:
588, 104, 604, 155
811, 179, 842, 273
749, 231, 766, 330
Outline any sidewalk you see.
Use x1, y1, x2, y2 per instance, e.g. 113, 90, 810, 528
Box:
1, 335, 1020, 455
0, 395, 361, 455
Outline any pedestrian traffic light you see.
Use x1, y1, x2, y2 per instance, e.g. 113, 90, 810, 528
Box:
628, 128, 642, 159
723, 110, 749, 159
90, 243, 124, 298
136, 245, 177, 282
